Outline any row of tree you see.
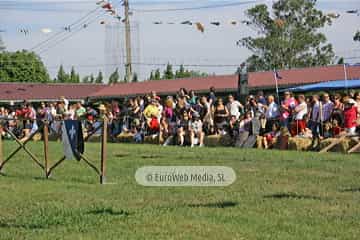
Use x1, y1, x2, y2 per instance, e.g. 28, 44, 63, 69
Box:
149, 64, 208, 80
107, 68, 139, 84
55, 65, 105, 84
0, 50, 50, 82
55, 63, 206, 84
56, 66, 140, 84
55, 65, 81, 83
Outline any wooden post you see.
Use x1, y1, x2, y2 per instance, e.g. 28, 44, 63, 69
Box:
43, 122, 49, 178
348, 140, 360, 154
319, 135, 347, 153
100, 118, 108, 184
0, 125, 3, 170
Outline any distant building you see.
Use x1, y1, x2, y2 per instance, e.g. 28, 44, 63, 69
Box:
89, 64, 360, 100
0, 83, 105, 104
89, 75, 239, 100
1, 65, 360, 104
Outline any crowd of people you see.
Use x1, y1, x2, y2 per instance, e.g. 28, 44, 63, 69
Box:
1, 88, 360, 149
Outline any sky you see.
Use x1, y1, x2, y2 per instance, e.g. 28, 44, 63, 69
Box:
0, 0, 360, 81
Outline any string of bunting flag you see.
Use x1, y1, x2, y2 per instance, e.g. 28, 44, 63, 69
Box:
2, 7, 350, 36
9, 0, 123, 36
149, 10, 341, 34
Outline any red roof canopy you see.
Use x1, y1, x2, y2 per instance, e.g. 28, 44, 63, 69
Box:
0, 83, 105, 102
89, 75, 239, 99
1, 65, 360, 102
248, 65, 360, 89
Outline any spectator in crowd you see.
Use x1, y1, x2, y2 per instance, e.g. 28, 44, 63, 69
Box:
309, 95, 322, 139
150, 91, 161, 101
214, 98, 229, 134
18, 102, 38, 142
200, 96, 213, 134
262, 122, 281, 149
291, 94, 308, 137
189, 90, 198, 106
37, 102, 47, 120
343, 97, 358, 135
355, 92, 360, 132
226, 94, 243, 120
245, 95, 260, 118
322, 93, 334, 123
323, 122, 333, 138
256, 91, 267, 105
177, 110, 189, 146
143, 99, 160, 126
178, 88, 190, 103
332, 93, 344, 126
75, 101, 86, 119
208, 87, 216, 105
60, 96, 69, 111
189, 112, 204, 147
280, 91, 296, 129
264, 95, 280, 133
332, 119, 342, 137
234, 111, 252, 147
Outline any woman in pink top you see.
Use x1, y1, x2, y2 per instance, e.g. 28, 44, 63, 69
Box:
280, 91, 297, 129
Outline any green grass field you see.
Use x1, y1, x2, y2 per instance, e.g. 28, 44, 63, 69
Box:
1, 141, 360, 240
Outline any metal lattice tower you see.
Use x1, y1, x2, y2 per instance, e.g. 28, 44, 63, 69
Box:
104, 22, 140, 82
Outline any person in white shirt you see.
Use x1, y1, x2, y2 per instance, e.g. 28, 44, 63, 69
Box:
60, 96, 69, 111
292, 95, 308, 136
226, 95, 243, 120
264, 95, 280, 132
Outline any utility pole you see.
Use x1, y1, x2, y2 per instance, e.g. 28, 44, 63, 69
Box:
124, 0, 132, 82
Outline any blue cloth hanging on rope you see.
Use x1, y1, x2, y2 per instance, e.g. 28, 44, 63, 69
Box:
283, 79, 360, 92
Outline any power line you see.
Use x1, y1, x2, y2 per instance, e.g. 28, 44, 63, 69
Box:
43, 62, 242, 70
29, 6, 103, 52
0, 0, 208, 6
0, 1, 98, 5
131, 0, 259, 13
37, 11, 109, 55
30, 1, 123, 54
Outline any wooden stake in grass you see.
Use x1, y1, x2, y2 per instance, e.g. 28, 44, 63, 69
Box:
100, 117, 108, 184
348, 139, 360, 154
0, 126, 3, 169
43, 122, 49, 178
319, 135, 347, 153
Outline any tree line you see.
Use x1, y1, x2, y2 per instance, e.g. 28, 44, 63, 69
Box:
148, 64, 208, 80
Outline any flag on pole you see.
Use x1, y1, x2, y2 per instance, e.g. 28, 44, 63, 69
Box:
274, 70, 283, 80
273, 69, 282, 104
344, 63, 349, 91
62, 120, 84, 161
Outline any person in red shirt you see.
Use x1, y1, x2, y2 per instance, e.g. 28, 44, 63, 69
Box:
343, 97, 358, 136
331, 119, 342, 137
